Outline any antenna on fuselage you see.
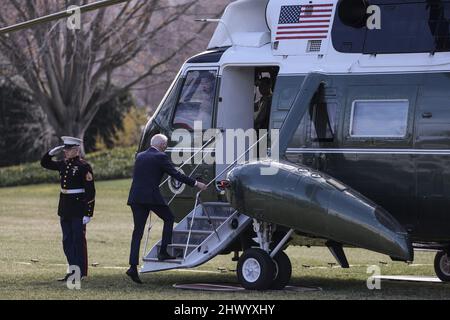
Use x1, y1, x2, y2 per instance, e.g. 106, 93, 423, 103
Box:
0, 0, 129, 35
195, 18, 234, 47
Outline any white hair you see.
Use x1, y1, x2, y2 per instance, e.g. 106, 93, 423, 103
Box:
150, 134, 168, 149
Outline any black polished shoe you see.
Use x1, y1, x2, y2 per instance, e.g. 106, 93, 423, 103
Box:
157, 251, 177, 261
56, 273, 72, 282
126, 268, 143, 284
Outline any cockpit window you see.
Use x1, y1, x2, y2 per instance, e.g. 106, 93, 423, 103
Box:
172, 70, 217, 130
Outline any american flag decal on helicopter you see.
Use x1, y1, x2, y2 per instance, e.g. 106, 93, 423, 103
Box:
276, 3, 333, 40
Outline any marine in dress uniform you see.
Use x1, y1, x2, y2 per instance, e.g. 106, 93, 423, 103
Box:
40, 136, 95, 281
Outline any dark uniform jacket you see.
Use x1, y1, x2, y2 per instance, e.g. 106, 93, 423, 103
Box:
127, 147, 196, 206
41, 153, 96, 218
254, 95, 272, 130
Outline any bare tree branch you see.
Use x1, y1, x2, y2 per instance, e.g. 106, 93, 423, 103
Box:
0, 0, 224, 143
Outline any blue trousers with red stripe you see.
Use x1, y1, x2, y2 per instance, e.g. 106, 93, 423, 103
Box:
60, 217, 88, 276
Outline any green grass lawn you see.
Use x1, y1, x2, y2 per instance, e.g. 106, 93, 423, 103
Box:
0, 179, 449, 300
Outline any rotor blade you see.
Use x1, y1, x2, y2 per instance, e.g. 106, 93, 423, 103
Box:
0, 0, 130, 35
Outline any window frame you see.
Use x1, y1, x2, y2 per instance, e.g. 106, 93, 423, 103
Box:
170, 67, 219, 132
332, 1, 450, 54
309, 101, 338, 143
349, 99, 410, 138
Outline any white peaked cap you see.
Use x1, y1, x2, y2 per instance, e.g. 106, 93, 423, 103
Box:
61, 136, 83, 146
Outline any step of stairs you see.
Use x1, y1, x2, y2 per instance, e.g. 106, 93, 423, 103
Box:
200, 203, 235, 217
172, 229, 213, 245
187, 216, 228, 230
141, 202, 251, 273
142, 257, 184, 264
156, 243, 198, 258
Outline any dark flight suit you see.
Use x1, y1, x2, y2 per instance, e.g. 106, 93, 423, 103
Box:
127, 147, 197, 266
254, 94, 272, 131
41, 153, 95, 277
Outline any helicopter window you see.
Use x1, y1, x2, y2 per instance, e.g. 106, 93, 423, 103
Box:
172, 70, 217, 130
310, 102, 337, 143
155, 78, 183, 125
350, 100, 409, 138
332, 1, 450, 54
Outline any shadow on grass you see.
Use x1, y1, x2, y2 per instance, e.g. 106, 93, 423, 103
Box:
8, 267, 449, 300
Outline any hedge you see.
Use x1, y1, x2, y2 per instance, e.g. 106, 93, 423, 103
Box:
0, 147, 137, 187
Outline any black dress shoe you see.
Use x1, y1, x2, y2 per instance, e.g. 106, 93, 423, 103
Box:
126, 268, 143, 284
157, 251, 177, 261
56, 273, 72, 282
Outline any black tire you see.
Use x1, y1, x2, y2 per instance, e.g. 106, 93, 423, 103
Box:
237, 248, 275, 290
270, 251, 292, 290
434, 251, 450, 282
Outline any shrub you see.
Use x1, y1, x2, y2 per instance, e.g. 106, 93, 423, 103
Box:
0, 147, 137, 187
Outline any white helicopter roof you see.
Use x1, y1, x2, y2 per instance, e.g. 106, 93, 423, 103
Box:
206, 0, 450, 75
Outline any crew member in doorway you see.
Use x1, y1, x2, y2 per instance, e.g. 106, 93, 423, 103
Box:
254, 77, 273, 131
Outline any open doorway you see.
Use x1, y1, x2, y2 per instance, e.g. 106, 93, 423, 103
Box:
253, 67, 278, 132
215, 66, 279, 180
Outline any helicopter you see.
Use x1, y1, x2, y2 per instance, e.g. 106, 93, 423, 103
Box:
137, 0, 450, 289
2, 0, 450, 290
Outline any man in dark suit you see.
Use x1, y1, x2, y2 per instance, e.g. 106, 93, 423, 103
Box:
126, 134, 207, 284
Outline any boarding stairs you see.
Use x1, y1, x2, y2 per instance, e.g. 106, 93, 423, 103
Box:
140, 133, 267, 273
140, 200, 251, 272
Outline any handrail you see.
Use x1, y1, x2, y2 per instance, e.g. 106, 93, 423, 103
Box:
183, 132, 269, 261
206, 132, 268, 188
142, 212, 153, 258
197, 193, 221, 241
143, 135, 216, 257
159, 135, 216, 188
166, 151, 211, 206
183, 192, 201, 261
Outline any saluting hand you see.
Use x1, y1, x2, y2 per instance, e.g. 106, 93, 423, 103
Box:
49, 145, 64, 156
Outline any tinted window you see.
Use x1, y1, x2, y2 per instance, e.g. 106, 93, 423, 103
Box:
350, 100, 409, 137
310, 102, 337, 143
155, 78, 182, 125
332, 1, 450, 54
287, 87, 338, 148
288, 117, 307, 148
172, 70, 217, 130
272, 76, 303, 111
277, 77, 307, 148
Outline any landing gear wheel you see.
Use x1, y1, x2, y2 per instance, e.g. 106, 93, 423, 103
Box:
237, 248, 275, 290
434, 251, 450, 282
270, 251, 292, 290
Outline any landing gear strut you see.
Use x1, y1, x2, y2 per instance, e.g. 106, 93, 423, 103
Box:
236, 220, 293, 290
434, 250, 450, 282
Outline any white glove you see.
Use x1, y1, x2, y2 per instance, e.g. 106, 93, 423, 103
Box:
83, 216, 91, 225
49, 145, 64, 156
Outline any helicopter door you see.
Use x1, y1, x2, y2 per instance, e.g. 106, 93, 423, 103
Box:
164, 67, 219, 215
215, 66, 255, 181
415, 84, 450, 239
303, 85, 339, 171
